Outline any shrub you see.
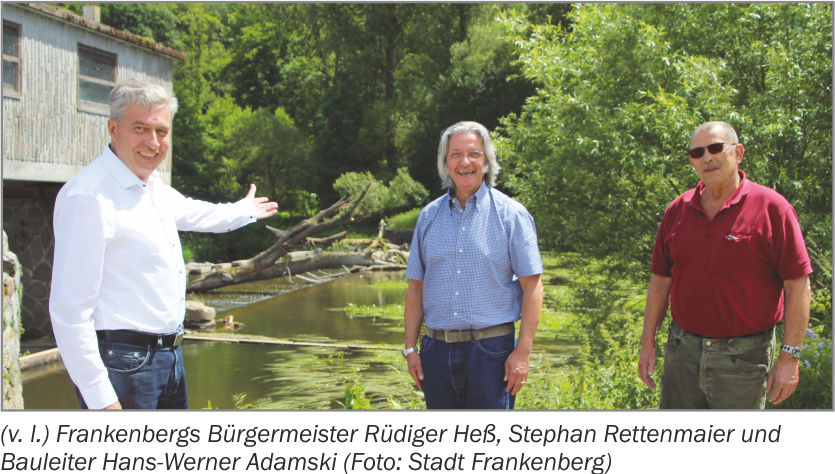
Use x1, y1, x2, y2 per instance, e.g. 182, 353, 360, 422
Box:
387, 208, 421, 230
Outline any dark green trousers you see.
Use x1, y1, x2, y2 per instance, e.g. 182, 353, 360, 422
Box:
659, 321, 775, 409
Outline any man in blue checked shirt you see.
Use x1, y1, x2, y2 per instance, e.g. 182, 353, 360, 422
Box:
403, 121, 544, 409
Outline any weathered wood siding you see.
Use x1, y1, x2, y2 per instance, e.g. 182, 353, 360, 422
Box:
2, 4, 174, 184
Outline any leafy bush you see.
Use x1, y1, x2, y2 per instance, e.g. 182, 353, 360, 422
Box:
333, 168, 428, 218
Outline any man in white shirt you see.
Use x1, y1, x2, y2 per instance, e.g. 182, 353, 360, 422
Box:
49, 79, 277, 409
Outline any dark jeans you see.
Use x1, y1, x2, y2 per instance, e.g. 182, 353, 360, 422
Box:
419, 332, 515, 409
76, 340, 188, 409
659, 321, 775, 409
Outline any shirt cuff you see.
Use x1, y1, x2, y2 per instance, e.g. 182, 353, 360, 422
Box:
235, 197, 258, 224
79, 379, 119, 410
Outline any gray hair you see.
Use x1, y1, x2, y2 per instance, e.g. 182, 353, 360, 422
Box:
436, 121, 500, 190
110, 78, 178, 123
690, 121, 739, 145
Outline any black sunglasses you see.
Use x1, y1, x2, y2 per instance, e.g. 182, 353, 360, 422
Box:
689, 142, 736, 159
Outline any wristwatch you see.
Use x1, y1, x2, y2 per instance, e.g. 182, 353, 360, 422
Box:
401, 347, 418, 358
780, 344, 802, 359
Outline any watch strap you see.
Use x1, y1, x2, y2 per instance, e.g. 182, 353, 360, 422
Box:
780, 344, 802, 359
401, 347, 418, 358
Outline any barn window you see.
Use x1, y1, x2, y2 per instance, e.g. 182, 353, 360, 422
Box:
78, 44, 116, 112
2, 21, 21, 97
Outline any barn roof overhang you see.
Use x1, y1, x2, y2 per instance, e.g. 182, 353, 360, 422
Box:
12, 3, 187, 62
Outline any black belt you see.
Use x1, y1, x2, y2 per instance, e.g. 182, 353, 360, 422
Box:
96, 328, 184, 348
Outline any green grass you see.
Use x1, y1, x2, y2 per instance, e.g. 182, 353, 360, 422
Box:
370, 278, 409, 291
387, 208, 421, 230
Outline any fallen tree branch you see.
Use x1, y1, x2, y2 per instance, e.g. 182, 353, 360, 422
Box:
186, 181, 413, 293
306, 231, 347, 247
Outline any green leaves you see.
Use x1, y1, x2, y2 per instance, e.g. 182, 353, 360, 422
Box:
496, 4, 832, 286
333, 168, 428, 218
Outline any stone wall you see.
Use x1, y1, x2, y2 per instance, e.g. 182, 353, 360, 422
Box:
2, 190, 58, 338
3, 230, 24, 409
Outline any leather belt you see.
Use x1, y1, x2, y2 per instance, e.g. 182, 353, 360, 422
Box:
96, 328, 184, 348
425, 323, 514, 343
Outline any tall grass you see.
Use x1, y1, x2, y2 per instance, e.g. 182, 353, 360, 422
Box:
387, 208, 421, 230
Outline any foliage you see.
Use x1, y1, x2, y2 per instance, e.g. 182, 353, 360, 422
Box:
387, 208, 421, 230
768, 328, 833, 410
370, 279, 409, 292
203, 392, 272, 410
496, 3, 832, 285
333, 169, 428, 219
53, 3, 182, 49
541, 257, 661, 409
181, 244, 194, 264
337, 303, 405, 322
520, 252, 831, 410
337, 372, 372, 409
225, 107, 314, 207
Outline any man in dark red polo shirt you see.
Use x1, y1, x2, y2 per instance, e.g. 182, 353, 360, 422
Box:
638, 121, 813, 409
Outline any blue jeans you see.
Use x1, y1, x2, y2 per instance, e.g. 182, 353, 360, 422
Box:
75, 340, 188, 409
419, 332, 516, 409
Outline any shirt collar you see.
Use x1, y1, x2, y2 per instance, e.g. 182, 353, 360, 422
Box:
447, 180, 490, 213
685, 169, 750, 210
99, 144, 159, 189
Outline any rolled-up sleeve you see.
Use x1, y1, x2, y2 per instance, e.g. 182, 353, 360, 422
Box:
49, 193, 118, 409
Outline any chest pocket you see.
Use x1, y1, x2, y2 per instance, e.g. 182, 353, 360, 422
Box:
714, 229, 769, 270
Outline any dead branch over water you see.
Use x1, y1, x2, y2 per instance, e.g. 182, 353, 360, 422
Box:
186, 181, 408, 293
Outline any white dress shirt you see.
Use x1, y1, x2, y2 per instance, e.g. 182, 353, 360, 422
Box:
50, 146, 257, 409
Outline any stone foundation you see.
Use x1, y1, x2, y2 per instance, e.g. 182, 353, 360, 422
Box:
2, 188, 60, 339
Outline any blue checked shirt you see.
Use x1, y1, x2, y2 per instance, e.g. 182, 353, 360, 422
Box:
406, 181, 543, 330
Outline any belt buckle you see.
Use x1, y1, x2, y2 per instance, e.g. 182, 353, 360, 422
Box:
173, 328, 185, 347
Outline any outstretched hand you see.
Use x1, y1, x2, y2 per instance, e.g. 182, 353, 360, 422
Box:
246, 184, 278, 220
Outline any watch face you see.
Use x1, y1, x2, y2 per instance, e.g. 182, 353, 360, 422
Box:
791, 348, 802, 359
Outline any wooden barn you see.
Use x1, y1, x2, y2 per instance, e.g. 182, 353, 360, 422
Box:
2, 3, 185, 338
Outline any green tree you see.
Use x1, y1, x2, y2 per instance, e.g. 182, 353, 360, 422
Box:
226, 107, 314, 209
496, 3, 832, 282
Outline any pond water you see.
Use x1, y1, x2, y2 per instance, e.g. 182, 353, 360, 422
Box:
21, 271, 569, 409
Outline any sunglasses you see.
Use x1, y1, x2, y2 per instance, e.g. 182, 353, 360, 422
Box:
689, 142, 736, 159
